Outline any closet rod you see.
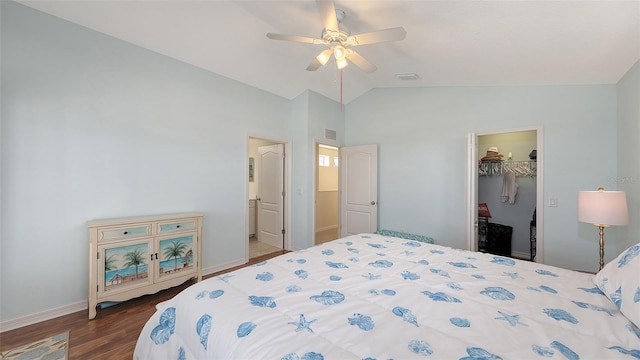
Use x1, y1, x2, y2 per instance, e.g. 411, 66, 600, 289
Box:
478, 160, 536, 177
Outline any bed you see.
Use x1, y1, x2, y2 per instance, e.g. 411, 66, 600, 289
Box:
134, 233, 640, 359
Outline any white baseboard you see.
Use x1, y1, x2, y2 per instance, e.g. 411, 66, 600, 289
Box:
315, 225, 338, 232
202, 258, 246, 277
0, 260, 248, 333
0, 300, 87, 333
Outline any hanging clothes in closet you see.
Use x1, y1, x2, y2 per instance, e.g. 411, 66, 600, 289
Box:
501, 172, 518, 204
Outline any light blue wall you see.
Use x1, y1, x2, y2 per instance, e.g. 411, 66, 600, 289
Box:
0, 2, 338, 323
289, 90, 345, 250
345, 85, 619, 272
617, 59, 640, 251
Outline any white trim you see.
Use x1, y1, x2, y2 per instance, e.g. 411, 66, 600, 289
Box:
465, 133, 478, 252
202, 259, 246, 277
319, 144, 338, 150
0, 258, 247, 332
315, 224, 338, 232
0, 300, 87, 332
535, 126, 544, 263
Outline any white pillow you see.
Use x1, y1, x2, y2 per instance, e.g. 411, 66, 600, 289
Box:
593, 243, 640, 327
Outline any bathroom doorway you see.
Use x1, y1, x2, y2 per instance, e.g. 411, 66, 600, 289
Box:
248, 137, 289, 260
315, 143, 340, 245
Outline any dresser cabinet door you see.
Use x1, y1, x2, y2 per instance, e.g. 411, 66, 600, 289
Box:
155, 233, 198, 283
97, 238, 154, 298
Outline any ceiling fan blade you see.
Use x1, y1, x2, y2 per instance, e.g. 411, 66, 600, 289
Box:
267, 33, 324, 45
345, 49, 377, 73
347, 27, 407, 46
306, 58, 323, 71
307, 49, 333, 71
316, 0, 339, 32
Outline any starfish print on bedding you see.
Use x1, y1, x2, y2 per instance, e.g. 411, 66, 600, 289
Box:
288, 314, 317, 333
216, 274, 234, 283
495, 310, 528, 327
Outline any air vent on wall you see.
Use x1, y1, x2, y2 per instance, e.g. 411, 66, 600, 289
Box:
325, 128, 337, 140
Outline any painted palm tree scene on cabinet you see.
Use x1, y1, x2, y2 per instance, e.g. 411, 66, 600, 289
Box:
103, 242, 151, 292
101, 235, 195, 293
158, 235, 195, 278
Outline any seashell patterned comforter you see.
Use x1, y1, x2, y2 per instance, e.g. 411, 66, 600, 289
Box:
134, 233, 639, 359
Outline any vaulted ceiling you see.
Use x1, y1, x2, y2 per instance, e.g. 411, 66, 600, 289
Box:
17, 0, 640, 104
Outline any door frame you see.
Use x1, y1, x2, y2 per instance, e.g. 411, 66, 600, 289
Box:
465, 125, 544, 263
247, 135, 291, 261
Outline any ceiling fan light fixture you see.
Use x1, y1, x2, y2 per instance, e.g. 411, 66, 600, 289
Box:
316, 49, 333, 66
336, 57, 348, 70
333, 45, 346, 60
266, 0, 407, 74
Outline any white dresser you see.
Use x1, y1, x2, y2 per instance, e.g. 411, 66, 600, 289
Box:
87, 213, 203, 319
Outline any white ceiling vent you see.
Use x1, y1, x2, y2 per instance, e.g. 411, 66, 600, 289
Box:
325, 128, 337, 140
395, 72, 420, 80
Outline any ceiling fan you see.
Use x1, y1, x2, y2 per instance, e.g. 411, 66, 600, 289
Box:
266, 0, 407, 73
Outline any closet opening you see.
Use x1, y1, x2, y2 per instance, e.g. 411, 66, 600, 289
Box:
466, 127, 543, 262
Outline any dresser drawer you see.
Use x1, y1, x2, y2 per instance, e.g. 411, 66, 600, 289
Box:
157, 219, 197, 234
99, 224, 151, 241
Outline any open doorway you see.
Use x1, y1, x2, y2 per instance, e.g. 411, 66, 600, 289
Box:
248, 137, 289, 260
478, 131, 537, 260
315, 143, 340, 245
466, 127, 544, 263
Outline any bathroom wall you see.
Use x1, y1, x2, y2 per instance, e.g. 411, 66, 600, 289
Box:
315, 145, 339, 232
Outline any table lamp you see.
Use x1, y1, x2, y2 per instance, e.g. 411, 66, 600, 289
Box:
578, 188, 629, 270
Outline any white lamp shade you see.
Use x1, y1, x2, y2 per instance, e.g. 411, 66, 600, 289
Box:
578, 190, 629, 226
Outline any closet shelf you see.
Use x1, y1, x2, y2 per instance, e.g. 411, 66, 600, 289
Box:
478, 160, 536, 177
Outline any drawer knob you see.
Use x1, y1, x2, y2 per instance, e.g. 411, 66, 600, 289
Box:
176, 225, 180, 228
123, 231, 128, 235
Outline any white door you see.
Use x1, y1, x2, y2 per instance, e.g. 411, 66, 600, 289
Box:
465, 133, 479, 251
257, 144, 284, 249
340, 144, 378, 237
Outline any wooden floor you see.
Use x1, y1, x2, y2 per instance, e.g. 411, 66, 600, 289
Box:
0, 250, 287, 359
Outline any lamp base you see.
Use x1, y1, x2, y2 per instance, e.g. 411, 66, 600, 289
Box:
598, 225, 606, 271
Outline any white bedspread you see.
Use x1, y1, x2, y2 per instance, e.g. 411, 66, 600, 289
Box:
134, 234, 640, 359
